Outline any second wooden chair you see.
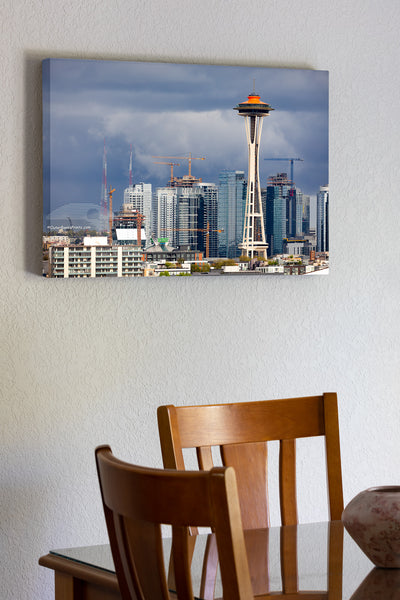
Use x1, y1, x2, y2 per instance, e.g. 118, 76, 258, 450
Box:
157, 393, 343, 529
95, 445, 254, 600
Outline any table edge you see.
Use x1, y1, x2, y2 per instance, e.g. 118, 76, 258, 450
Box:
39, 553, 120, 592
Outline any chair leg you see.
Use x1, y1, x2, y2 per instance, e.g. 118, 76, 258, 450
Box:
200, 534, 219, 600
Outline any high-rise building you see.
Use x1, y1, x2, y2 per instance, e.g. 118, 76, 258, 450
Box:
173, 183, 218, 256
151, 193, 158, 240
154, 183, 218, 254
316, 185, 329, 252
286, 188, 297, 239
295, 190, 304, 237
291, 188, 305, 238
157, 187, 178, 246
265, 173, 290, 256
176, 187, 204, 250
301, 194, 311, 235
123, 183, 152, 240
234, 92, 274, 258
195, 182, 218, 257
218, 170, 246, 258
285, 186, 305, 239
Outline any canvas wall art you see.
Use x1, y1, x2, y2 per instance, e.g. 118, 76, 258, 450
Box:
42, 59, 329, 278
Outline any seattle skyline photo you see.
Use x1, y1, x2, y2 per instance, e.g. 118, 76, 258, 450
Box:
42, 58, 329, 278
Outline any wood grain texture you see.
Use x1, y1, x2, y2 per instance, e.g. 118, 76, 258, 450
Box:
95, 446, 254, 600
157, 394, 343, 527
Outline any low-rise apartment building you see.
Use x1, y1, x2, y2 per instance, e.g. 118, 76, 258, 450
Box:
48, 245, 143, 278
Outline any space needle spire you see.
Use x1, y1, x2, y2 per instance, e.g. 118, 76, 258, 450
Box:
234, 89, 274, 259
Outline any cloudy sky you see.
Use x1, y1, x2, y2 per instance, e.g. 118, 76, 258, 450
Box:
43, 58, 328, 226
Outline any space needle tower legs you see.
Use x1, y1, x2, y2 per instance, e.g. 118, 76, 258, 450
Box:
234, 91, 274, 259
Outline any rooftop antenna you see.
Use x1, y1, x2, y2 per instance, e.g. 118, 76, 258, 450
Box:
129, 144, 133, 187
101, 139, 108, 232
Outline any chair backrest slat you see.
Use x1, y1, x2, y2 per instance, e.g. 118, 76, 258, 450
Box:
279, 438, 298, 526
221, 442, 269, 528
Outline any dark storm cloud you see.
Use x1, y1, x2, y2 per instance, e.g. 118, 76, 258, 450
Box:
48, 59, 327, 113
43, 59, 328, 223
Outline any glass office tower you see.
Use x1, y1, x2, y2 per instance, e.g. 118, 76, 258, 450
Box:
176, 187, 204, 250
316, 185, 329, 252
218, 170, 246, 258
195, 183, 219, 257
265, 173, 290, 256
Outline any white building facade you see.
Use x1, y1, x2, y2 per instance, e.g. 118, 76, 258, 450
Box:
157, 187, 178, 246
49, 245, 144, 278
123, 183, 152, 241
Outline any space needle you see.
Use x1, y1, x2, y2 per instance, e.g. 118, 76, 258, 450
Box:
234, 89, 274, 259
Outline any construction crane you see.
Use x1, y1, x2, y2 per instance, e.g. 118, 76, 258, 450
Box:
153, 161, 180, 187
66, 217, 73, 237
134, 211, 145, 248
264, 157, 303, 188
152, 153, 205, 178
108, 186, 116, 245
160, 223, 223, 258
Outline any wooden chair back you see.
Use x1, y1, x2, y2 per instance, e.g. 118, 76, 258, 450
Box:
95, 445, 254, 600
157, 393, 343, 529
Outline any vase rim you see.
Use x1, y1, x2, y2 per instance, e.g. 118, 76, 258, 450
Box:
365, 485, 400, 493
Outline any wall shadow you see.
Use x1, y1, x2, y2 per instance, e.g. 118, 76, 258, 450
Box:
24, 53, 44, 276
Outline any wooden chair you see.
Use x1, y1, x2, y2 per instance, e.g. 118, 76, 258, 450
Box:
158, 394, 343, 599
157, 393, 344, 529
95, 445, 254, 600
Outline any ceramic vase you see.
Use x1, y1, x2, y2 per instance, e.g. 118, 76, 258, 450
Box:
342, 486, 400, 568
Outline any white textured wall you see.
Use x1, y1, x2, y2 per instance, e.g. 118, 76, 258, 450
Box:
1, 1, 400, 598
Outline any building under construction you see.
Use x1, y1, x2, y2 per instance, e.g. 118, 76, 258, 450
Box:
112, 206, 146, 248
